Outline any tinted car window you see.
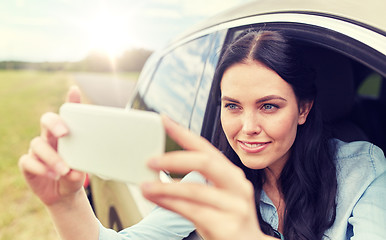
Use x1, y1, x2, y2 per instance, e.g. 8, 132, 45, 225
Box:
357, 73, 383, 98
190, 30, 226, 134
134, 52, 162, 100
138, 35, 212, 128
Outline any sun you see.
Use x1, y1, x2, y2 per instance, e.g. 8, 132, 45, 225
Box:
86, 11, 134, 59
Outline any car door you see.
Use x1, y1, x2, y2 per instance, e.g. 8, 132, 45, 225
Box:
91, 31, 223, 232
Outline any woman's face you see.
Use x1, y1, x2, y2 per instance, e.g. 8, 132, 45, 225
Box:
220, 61, 311, 174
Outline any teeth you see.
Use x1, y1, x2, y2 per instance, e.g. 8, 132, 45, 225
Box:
243, 142, 264, 148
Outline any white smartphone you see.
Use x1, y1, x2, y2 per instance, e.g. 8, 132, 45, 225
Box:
58, 103, 165, 184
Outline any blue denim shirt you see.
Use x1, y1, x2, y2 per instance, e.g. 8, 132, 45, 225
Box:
99, 140, 386, 240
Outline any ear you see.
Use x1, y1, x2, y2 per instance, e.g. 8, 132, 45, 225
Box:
298, 101, 313, 125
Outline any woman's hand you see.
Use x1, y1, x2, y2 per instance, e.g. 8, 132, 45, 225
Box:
141, 116, 270, 240
19, 86, 86, 206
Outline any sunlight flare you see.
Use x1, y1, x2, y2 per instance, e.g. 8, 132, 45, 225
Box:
86, 11, 134, 59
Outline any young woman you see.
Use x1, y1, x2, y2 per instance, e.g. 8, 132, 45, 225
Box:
19, 31, 386, 240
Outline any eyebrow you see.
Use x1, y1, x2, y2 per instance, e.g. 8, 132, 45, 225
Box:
221, 95, 287, 104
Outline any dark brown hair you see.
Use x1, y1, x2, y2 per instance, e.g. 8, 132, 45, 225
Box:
213, 30, 337, 240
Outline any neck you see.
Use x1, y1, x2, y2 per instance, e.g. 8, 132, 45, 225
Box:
264, 167, 281, 191
263, 150, 290, 190
263, 168, 286, 234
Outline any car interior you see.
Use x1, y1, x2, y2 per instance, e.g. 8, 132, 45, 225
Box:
305, 46, 368, 141
351, 64, 386, 152
303, 45, 385, 152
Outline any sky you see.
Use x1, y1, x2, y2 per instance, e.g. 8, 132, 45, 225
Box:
0, 0, 252, 62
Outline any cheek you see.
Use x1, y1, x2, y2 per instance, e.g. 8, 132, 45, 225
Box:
220, 112, 239, 141
266, 111, 299, 143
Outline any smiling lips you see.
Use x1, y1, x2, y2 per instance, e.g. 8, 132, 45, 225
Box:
238, 140, 271, 153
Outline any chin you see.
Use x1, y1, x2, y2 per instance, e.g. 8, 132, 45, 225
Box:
239, 156, 270, 170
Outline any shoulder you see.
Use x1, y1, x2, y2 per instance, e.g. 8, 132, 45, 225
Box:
326, 140, 386, 240
333, 139, 386, 178
332, 139, 385, 206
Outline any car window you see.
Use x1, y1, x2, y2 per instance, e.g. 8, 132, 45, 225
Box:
134, 52, 162, 101
131, 34, 214, 154
357, 73, 383, 99
190, 30, 226, 135
136, 35, 213, 128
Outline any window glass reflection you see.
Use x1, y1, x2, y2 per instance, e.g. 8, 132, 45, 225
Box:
190, 31, 226, 134
143, 35, 212, 127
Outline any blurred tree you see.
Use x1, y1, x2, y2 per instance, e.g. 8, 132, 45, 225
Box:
79, 51, 114, 72
117, 48, 153, 72
0, 48, 153, 72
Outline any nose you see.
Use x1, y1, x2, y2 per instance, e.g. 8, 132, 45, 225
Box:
241, 111, 261, 135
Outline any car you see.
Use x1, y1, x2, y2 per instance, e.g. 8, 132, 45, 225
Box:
89, 0, 386, 239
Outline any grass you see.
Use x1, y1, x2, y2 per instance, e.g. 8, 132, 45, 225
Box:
0, 70, 71, 240
0, 70, 140, 239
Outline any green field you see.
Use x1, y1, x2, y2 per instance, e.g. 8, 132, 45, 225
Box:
0, 70, 71, 240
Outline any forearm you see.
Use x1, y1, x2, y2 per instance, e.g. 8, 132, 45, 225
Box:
47, 188, 99, 240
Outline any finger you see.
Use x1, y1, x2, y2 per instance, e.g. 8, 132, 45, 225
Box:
141, 182, 245, 213
19, 153, 61, 181
148, 151, 252, 195
29, 136, 70, 176
40, 112, 68, 149
142, 182, 260, 240
39, 86, 79, 147
62, 169, 85, 182
160, 116, 250, 191
161, 115, 216, 154
146, 194, 260, 240
142, 191, 245, 240
66, 85, 82, 103
161, 116, 248, 191
146, 195, 221, 228
19, 154, 48, 177
58, 169, 86, 193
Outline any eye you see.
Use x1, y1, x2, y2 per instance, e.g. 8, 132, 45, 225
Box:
224, 103, 240, 110
262, 104, 278, 112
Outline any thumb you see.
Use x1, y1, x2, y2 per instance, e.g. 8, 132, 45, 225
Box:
66, 86, 82, 103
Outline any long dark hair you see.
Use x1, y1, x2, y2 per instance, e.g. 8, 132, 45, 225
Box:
212, 30, 337, 240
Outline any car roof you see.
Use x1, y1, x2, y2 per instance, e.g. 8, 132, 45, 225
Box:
172, 0, 385, 44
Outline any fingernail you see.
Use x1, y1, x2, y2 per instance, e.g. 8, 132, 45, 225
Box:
55, 162, 70, 176
70, 85, 80, 92
160, 115, 175, 128
53, 123, 68, 137
147, 157, 160, 169
141, 182, 155, 192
